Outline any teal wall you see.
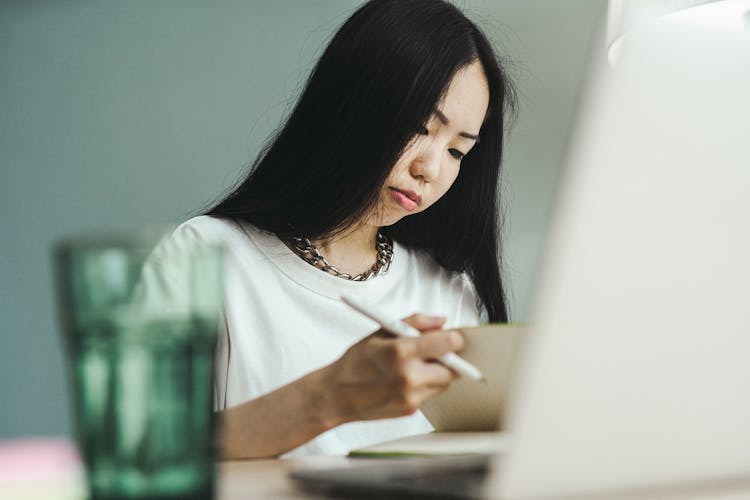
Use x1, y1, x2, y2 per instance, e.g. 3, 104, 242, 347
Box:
0, 1, 605, 439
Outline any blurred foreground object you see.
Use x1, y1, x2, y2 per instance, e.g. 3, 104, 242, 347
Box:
0, 438, 85, 500
491, 9, 750, 499
607, 0, 750, 63
54, 230, 224, 500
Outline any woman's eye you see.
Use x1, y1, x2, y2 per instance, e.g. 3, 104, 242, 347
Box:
448, 148, 465, 160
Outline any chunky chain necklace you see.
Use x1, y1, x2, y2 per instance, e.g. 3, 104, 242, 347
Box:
290, 233, 393, 281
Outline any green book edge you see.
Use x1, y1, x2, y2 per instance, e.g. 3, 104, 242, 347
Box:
348, 450, 489, 458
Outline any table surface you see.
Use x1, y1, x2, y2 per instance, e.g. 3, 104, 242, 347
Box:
216, 458, 750, 500
218, 458, 336, 500
5, 440, 750, 499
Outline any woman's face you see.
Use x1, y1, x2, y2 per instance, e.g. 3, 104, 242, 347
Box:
373, 60, 490, 227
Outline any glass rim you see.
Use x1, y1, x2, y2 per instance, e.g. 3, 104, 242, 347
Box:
53, 225, 177, 254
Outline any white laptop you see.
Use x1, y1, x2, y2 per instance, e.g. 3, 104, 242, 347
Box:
291, 12, 750, 500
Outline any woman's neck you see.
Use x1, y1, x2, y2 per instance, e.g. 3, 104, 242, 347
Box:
309, 225, 380, 277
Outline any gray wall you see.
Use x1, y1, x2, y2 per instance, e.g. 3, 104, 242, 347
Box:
0, 1, 606, 439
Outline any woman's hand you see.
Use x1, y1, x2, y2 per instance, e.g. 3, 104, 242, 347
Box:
219, 314, 463, 459
319, 314, 465, 423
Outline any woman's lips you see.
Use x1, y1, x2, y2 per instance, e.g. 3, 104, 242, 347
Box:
388, 187, 421, 211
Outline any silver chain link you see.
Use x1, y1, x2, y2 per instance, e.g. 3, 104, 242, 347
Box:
290, 233, 393, 281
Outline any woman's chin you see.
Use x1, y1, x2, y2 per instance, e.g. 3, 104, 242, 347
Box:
374, 212, 408, 227
369, 202, 423, 227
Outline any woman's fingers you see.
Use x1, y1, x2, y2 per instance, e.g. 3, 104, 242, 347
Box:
414, 329, 464, 360
401, 313, 447, 332
409, 360, 456, 388
327, 312, 463, 422
396, 367, 457, 415
400, 312, 465, 360
370, 329, 462, 365
374, 361, 454, 416
378, 341, 458, 386
368, 323, 464, 375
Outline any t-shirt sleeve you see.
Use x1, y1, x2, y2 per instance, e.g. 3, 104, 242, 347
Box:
213, 312, 230, 411
135, 219, 231, 413
448, 273, 484, 328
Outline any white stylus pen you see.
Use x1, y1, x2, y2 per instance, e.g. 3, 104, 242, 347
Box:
341, 295, 485, 382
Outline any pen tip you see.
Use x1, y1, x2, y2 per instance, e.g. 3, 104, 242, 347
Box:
480, 376, 487, 384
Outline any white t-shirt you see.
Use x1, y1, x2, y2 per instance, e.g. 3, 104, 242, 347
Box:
153, 215, 481, 457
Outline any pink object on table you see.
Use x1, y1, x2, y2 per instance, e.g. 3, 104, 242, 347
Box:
0, 437, 86, 499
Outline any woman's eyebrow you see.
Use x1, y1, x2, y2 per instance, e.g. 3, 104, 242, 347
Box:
434, 109, 480, 142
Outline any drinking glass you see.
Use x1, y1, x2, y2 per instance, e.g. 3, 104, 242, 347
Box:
54, 230, 223, 500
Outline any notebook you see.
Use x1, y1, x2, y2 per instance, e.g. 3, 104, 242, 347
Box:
350, 324, 523, 457
291, 16, 750, 500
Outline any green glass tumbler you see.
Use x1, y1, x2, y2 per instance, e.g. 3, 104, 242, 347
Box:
54, 230, 223, 500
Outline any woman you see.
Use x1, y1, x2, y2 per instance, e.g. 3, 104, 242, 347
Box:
158, 0, 515, 458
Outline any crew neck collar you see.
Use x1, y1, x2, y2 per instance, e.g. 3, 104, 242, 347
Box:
236, 220, 409, 302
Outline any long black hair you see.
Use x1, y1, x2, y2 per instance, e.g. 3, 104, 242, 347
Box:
208, 0, 516, 322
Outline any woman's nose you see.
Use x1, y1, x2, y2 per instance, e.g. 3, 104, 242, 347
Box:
409, 141, 441, 182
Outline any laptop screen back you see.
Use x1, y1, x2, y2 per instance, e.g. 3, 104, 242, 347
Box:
492, 19, 750, 499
